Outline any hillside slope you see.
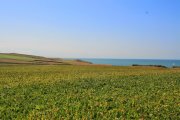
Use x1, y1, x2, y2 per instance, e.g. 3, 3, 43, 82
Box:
0, 53, 92, 65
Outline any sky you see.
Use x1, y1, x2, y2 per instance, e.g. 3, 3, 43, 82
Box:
0, 0, 179, 59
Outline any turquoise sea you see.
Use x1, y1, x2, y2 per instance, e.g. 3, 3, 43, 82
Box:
82, 59, 180, 68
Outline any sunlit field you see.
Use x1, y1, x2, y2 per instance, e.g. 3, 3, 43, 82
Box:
0, 65, 180, 119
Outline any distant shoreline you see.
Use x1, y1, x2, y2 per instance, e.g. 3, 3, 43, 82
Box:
1, 53, 180, 68
80, 58, 180, 68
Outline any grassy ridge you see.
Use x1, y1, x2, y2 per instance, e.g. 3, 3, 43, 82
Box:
0, 53, 92, 65
0, 65, 180, 119
0, 53, 35, 61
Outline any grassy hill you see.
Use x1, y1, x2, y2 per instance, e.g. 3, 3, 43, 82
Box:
0, 53, 92, 65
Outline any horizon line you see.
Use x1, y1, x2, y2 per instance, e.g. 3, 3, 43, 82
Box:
1, 52, 180, 61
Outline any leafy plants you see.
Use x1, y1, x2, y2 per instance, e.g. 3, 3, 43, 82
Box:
0, 65, 179, 119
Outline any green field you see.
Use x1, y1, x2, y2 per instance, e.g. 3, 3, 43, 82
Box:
0, 65, 180, 119
0, 54, 35, 61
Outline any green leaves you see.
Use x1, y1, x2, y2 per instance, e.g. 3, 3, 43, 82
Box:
0, 65, 180, 119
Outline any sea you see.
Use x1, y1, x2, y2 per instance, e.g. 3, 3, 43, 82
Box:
81, 59, 180, 68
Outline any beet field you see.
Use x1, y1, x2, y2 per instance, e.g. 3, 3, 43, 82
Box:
0, 65, 179, 119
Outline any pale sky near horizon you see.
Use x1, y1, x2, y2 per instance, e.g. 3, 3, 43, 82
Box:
0, 0, 179, 59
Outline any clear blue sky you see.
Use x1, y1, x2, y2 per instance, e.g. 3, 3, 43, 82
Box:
0, 0, 179, 59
